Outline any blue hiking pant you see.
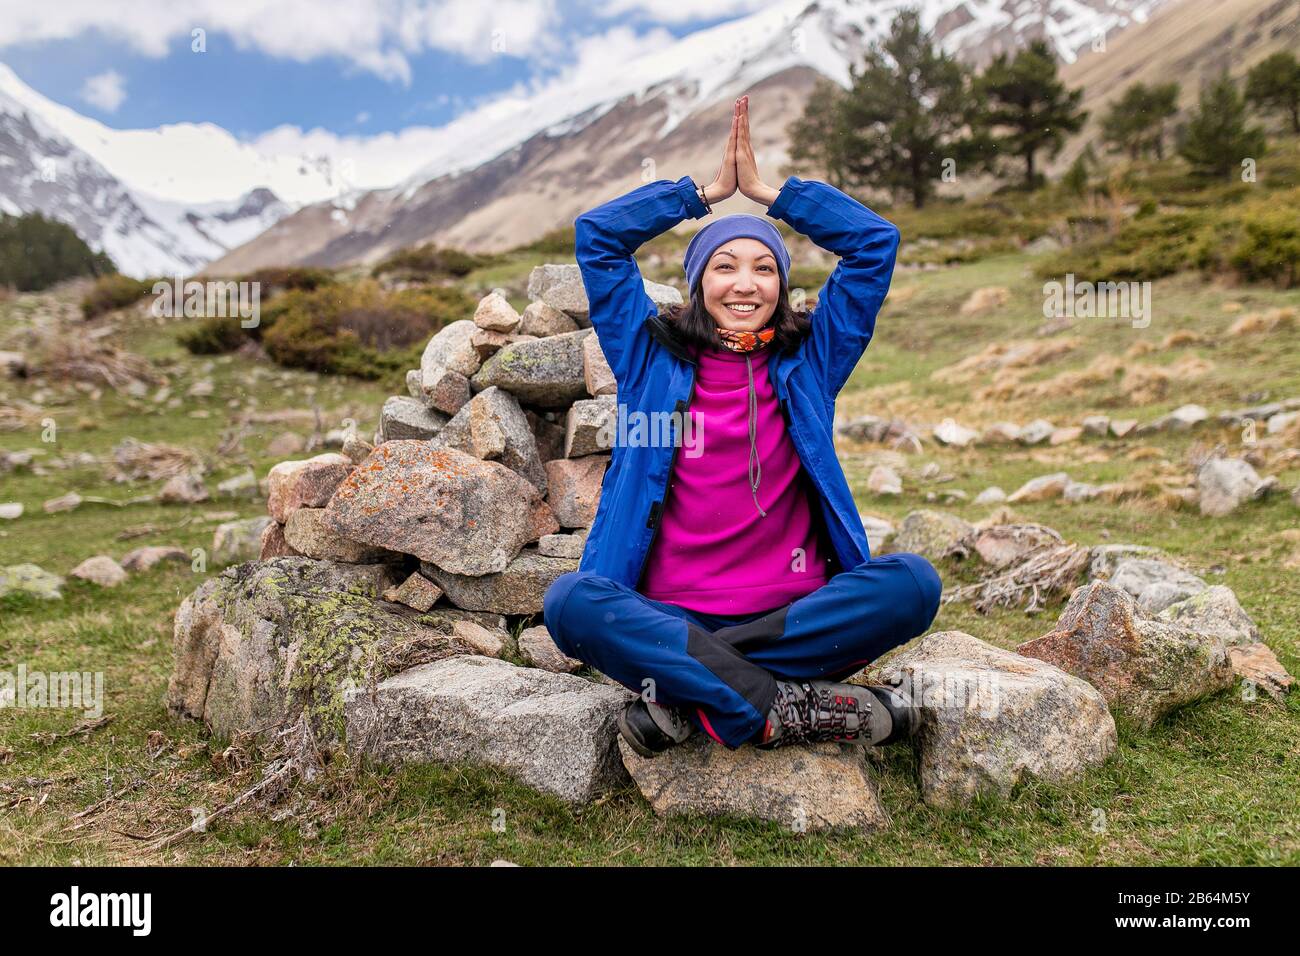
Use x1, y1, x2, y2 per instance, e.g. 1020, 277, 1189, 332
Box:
542, 552, 943, 749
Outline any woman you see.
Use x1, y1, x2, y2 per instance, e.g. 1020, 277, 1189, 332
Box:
542, 95, 942, 758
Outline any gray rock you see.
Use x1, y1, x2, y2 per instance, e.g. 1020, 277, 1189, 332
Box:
1007, 472, 1070, 503
266, 453, 353, 523
1018, 581, 1234, 730
961, 523, 1063, 568
518, 624, 583, 673
472, 291, 521, 332
216, 469, 259, 499
565, 396, 617, 457
70, 556, 127, 588
0, 564, 64, 600
324, 442, 556, 575
1088, 544, 1165, 581
1110, 558, 1207, 613
619, 736, 889, 831
1197, 457, 1265, 517
159, 471, 210, 504
876, 630, 1115, 808
527, 264, 680, 323
0, 502, 23, 520
120, 546, 188, 572
167, 557, 500, 747
380, 395, 449, 442
421, 549, 578, 614
519, 300, 579, 337
344, 655, 632, 805
382, 572, 444, 612
1081, 415, 1110, 437
1016, 419, 1055, 445
212, 516, 274, 565
420, 320, 482, 414
973, 486, 1007, 505
582, 332, 617, 396
470, 329, 592, 407
284, 508, 394, 563
544, 455, 609, 528
859, 514, 895, 548
887, 510, 973, 560
538, 532, 586, 559
1156, 585, 1261, 647
430, 386, 548, 494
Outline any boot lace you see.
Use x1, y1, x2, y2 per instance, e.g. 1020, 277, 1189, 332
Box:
771, 681, 867, 745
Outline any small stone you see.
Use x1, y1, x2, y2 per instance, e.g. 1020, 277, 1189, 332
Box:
518, 625, 583, 673
933, 420, 979, 447
1007, 472, 1070, 503
1081, 415, 1110, 437
284, 508, 393, 563
266, 431, 306, 457
382, 572, 444, 612
1049, 426, 1082, 446
121, 546, 189, 572
212, 516, 274, 565
69, 555, 128, 588
868, 465, 903, 495
1017, 419, 1055, 445
159, 471, 210, 504
0, 563, 64, 600
43, 492, 83, 514
1228, 643, 1293, 702
472, 291, 521, 332
538, 532, 586, 559
0, 503, 22, 520
1109, 418, 1138, 438
973, 486, 1006, 505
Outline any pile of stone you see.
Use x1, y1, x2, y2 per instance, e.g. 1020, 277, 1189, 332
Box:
168, 264, 681, 806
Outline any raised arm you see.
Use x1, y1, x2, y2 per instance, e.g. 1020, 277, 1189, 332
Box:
766, 176, 900, 396
574, 100, 744, 391
734, 94, 900, 396
573, 177, 709, 391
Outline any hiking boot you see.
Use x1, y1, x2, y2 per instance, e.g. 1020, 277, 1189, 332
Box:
617, 698, 695, 758
755, 679, 917, 750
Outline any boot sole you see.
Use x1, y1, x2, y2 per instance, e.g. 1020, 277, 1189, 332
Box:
617, 707, 663, 759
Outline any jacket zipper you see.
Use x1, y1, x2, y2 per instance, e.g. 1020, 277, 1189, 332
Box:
634, 367, 697, 591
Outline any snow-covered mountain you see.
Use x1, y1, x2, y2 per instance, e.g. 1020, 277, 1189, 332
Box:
1, 0, 1174, 276
0, 61, 352, 276
215, 0, 1175, 272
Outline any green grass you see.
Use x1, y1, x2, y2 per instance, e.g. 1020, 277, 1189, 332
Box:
2, 226, 1298, 867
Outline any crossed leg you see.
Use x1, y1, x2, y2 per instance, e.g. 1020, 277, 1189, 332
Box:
542, 552, 942, 749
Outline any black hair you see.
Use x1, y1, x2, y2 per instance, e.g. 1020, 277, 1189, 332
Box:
664, 276, 811, 356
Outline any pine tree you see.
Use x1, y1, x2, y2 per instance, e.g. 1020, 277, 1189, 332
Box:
1179, 74, 1267, 179
1102, 82, 1180, 160
972, 40, 1088, 189
786, 10, 973, 208
1245, 51, 1300, 133
0, 212, 115, 292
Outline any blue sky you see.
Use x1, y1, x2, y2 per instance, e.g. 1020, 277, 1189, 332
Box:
0, 1, 767, 137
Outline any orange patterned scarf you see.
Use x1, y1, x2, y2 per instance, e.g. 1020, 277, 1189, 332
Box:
716, 325, 775, 353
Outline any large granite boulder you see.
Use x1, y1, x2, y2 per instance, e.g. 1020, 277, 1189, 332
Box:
618, 736, 889, 832
874, 631, 1116, 808
379, 395, 448, 442
166, 557, 508, 747
324, 442, 557, 575
1017, 581, 1234, 730
345, 655, 632, 805
1156, 585, 1261, 646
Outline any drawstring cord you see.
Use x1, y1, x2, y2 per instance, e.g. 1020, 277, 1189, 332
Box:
746, 353, 766, 517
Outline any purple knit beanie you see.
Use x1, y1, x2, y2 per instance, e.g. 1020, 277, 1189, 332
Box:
682, 214, 790, 293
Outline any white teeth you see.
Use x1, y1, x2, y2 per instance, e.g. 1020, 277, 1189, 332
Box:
727, 304, 757, 312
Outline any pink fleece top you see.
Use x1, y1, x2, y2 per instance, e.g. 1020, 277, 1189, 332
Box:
639, 341, 834, 614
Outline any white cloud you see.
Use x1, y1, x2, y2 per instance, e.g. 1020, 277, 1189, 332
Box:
0, 0, 564, 85
79, 69, 126, 112
244, 23, 678, 188
591, 0, 770, 25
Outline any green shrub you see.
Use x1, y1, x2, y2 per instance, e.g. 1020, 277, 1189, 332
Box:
238, 266, 335, 294
81, 273, 156, 318
371, 245, 492, 281
260, 280, 473, 378
178, 315, 257, 354
1225, 204, 1300, 286
0, 212, 115, 292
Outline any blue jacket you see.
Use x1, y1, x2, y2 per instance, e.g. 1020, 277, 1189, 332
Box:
573, 175, 900, 592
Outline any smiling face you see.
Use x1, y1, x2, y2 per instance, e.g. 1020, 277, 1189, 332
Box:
699, 237, 781, 332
